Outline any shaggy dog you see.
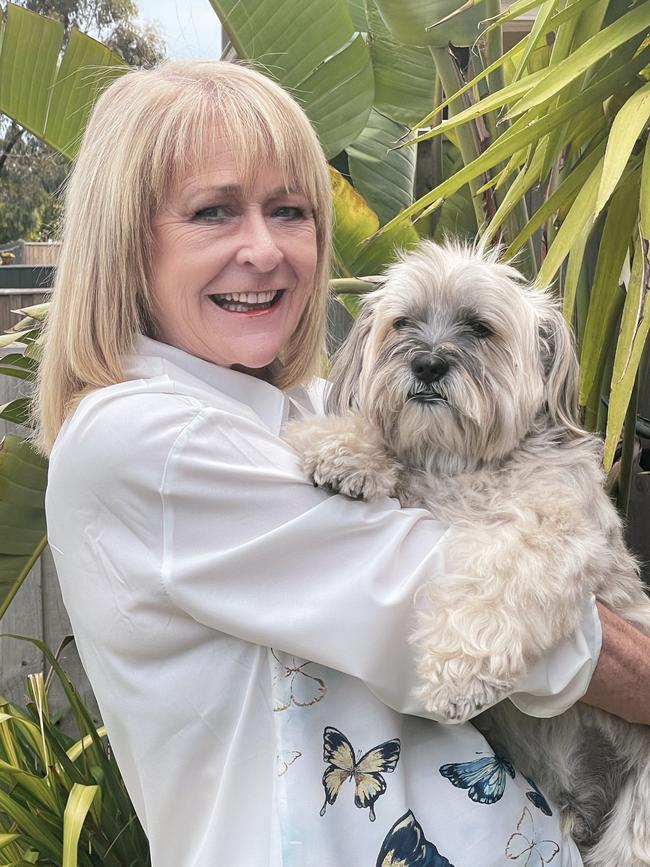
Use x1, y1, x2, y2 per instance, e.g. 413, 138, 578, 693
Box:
286, 241, 650, 866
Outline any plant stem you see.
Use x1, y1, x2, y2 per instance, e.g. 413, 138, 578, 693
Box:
429, 44, 488, 231
329, 277, 377, 294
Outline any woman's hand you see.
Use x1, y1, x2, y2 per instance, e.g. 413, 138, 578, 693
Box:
581, 601, 650, 725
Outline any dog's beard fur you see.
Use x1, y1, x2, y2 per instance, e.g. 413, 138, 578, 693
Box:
286, 240, 650, 866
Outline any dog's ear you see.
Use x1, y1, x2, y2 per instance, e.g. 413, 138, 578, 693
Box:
537, 300, 581, 431
325, 298, 375, 415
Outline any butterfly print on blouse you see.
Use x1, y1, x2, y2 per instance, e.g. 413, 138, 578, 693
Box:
505, 806, 560, 866
524, 776, 553, 816
439, 754, 515, 804
270, 649, 327, 712
277, 750, 302, 777
376, 810, 455, 867
320, 726, 401, 822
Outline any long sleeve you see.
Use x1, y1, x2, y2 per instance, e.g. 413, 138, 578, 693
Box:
49, 379, 601, 722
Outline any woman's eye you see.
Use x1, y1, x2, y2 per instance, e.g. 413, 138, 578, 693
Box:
273, 206, 306, 220
193, 205, 230, 222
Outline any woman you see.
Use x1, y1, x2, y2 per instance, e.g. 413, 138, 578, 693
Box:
36, 60, 649, 867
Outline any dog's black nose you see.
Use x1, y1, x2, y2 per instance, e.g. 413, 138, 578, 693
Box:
411, 354, 449, 384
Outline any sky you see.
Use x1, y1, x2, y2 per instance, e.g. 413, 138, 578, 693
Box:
136, 0, 223, 60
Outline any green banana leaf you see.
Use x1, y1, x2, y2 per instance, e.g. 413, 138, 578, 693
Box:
0, 436, 48, 619
345, 0, 368, 30
0, 3, 126, 159
365, 0, 437, 126
373, 0, 489, 47
330, 166, 419, 279
208, 0, 374, 158
346, 109, 416, 225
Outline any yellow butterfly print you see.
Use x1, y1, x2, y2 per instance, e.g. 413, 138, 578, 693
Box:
320, 726, 401, 822
506, 806, 560, 866
271, 650, 327, 712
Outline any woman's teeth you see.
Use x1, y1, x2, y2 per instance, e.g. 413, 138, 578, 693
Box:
210, 290, 282, 312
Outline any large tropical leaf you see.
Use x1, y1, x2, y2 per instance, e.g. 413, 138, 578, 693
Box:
0, 3, 127, 159
330, 166, 419, 279
373, 0, 488, 47
0, 435, 47, 619
345, 0, 368, 30
208, 0, 374, 158
346, 109, 416, 225
365, 0, 437, 126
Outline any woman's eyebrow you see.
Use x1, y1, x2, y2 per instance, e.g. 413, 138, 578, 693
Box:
184, 184, 302, 205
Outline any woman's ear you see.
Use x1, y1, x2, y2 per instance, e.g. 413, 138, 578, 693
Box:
325, 297, 375, 415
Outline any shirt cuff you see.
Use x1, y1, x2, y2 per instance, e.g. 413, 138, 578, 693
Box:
509, 594, 602, 718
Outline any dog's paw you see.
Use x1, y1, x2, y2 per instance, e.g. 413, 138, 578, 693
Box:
284, 416, 398, 501
313, 461, 396, 501
417, 674, 508, 723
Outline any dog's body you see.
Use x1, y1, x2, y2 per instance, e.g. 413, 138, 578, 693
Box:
286, 241, 650, 865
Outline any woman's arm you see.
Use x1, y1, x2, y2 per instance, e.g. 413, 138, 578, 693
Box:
581, 601, 650, 725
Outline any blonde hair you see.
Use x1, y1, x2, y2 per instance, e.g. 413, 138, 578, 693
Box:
34, 60, 332, 454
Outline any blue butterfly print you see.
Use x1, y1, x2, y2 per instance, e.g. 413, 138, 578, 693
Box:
320, 726, 401, 822
524, 776, 553, 816
376, 811, 455, 867
439, 754, 515, 804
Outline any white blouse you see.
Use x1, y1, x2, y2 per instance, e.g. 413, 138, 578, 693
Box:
46, 336, 600, 867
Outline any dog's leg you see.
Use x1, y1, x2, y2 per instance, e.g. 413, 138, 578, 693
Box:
410, 499, 606, 721
581, 719, 650, 867
475, 702, 631, 852
284, 413, 400, 501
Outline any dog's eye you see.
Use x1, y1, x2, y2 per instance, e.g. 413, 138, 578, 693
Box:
393, 317, 410, 330
470, 320, 492, 338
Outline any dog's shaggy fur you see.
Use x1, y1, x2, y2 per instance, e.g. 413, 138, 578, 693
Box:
286, 240, 650, 865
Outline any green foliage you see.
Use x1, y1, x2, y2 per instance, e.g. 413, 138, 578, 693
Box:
209, 0, 374, 159
0, 636, 150, 865
0, 0, 165, 244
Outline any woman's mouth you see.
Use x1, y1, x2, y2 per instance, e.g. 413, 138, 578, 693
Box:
209, 289, 284, 313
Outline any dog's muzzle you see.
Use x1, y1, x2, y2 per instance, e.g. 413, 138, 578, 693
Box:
407, 354, 449, 404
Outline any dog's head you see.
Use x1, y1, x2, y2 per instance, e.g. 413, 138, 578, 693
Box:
327, 240, 580, 471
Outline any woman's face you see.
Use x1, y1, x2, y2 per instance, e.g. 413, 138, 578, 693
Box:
150, 141, 318, 375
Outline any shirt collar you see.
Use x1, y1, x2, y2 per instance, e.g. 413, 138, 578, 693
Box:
124, 335, 292, 433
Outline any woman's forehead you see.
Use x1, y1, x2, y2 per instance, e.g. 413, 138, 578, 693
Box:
165, 138, 304, 200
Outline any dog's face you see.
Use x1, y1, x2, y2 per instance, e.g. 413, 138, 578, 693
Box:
328, 241, 579, 472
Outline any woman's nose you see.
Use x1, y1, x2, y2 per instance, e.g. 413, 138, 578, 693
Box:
235, 212, 283, 272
